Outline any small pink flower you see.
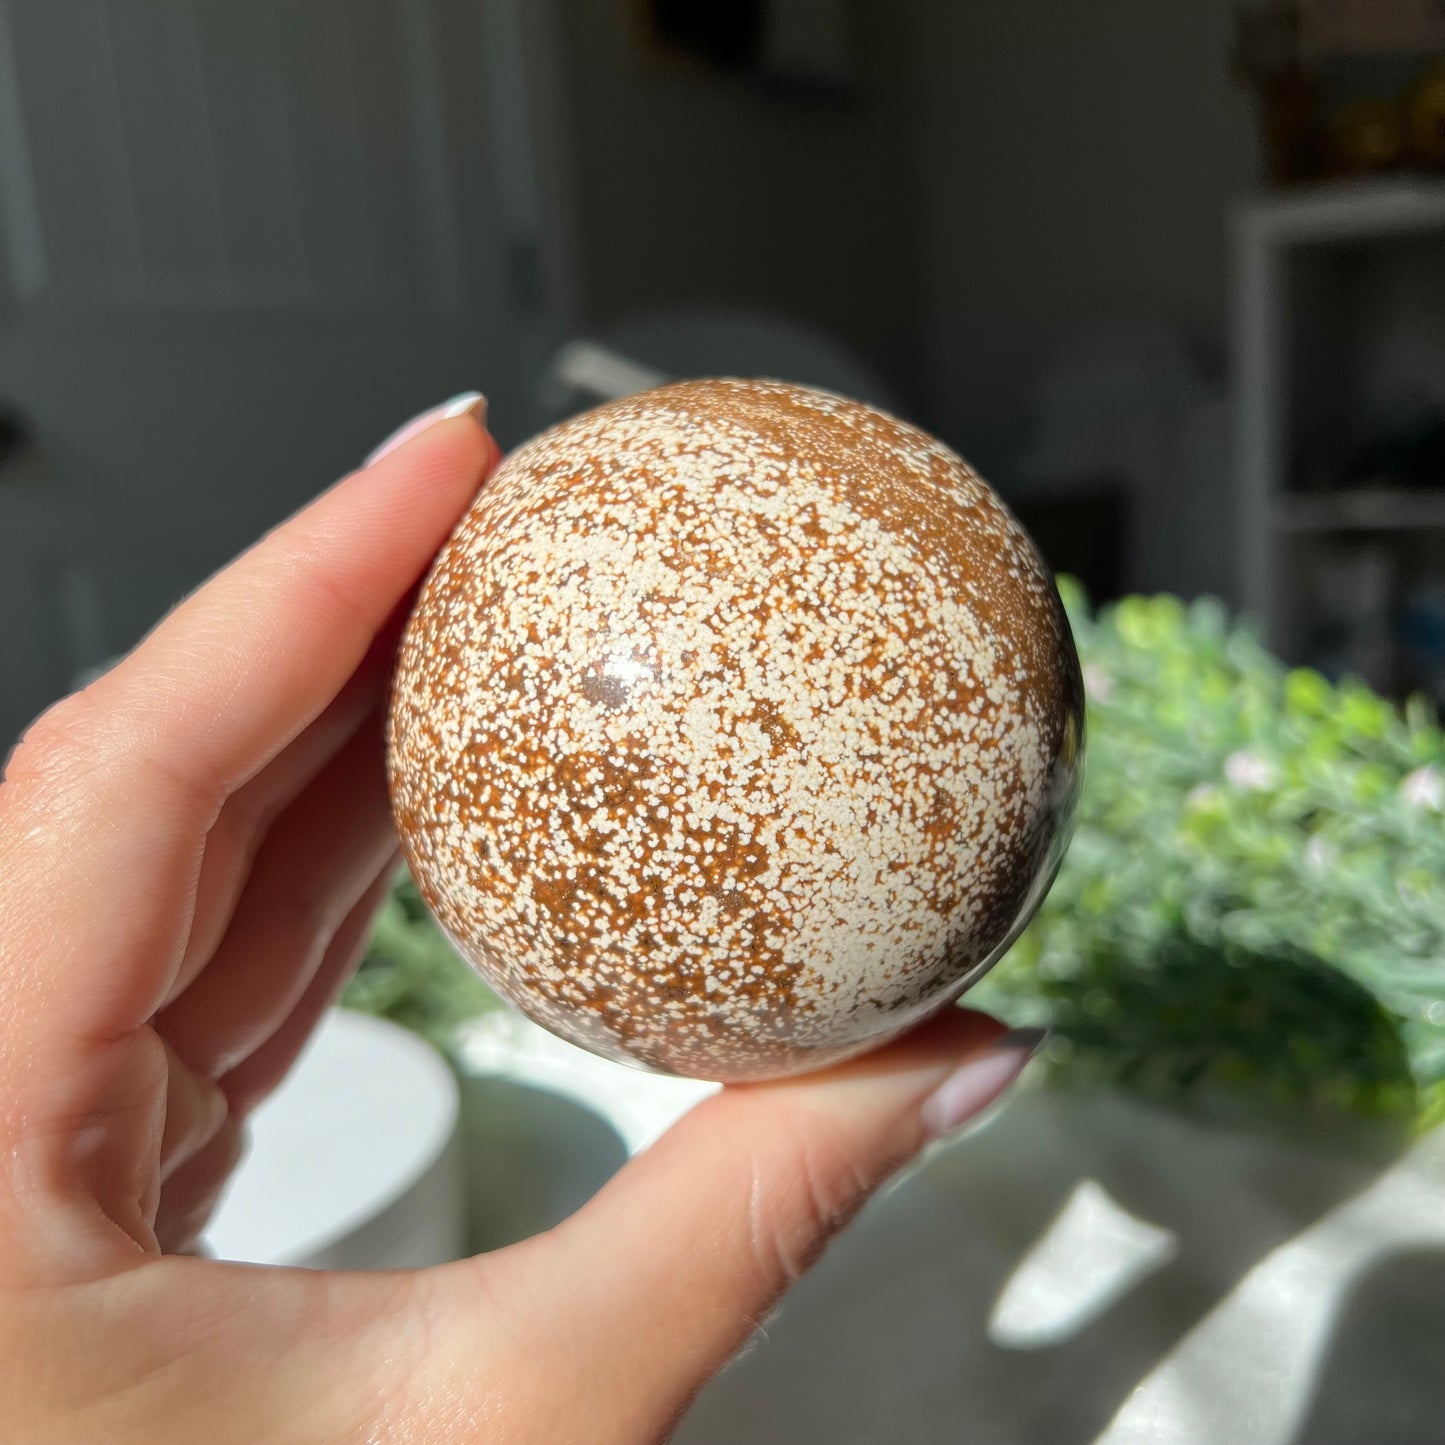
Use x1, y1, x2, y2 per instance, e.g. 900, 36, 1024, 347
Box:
1402, 765, 1443, 812
1082, 664, 1114, 704
1225, 751, 1277, 791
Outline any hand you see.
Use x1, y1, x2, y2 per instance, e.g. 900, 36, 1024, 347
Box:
0, 398, 1039, 1444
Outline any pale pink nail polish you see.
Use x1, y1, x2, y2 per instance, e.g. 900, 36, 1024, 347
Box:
365, 391, 488, 467
920, 1027, 1048, 1140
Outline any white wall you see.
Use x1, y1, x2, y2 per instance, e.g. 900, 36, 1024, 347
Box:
907, 0, 1257, 466
0, 306, 524, 747
903, 0, 1258, 601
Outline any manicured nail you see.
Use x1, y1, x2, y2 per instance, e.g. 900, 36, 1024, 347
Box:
365, 392, 488, 466
920, 1026, 1048, 1140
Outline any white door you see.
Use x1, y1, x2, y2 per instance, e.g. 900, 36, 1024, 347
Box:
0, 0, 574, 744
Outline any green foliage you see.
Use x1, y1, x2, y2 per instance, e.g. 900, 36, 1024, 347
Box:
973, 583, 1445, 1129
350, 583, 1445, 1125
342, 870, 499, 1058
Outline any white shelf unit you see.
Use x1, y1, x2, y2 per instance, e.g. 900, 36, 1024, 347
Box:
1232, 179, 1445, 676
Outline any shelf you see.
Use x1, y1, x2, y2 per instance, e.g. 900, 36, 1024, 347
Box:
1236, 177, 1445, 248
1276, 489, 1445, 534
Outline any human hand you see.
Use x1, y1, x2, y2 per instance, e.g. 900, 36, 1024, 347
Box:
0, 397, 1041, 1444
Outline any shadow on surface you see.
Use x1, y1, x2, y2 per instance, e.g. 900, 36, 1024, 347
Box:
1289, 1248, 1445, 1445
679, 940, 1416, 1445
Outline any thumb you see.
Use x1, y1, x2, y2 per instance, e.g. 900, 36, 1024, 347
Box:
433, 1009, 1042, 1443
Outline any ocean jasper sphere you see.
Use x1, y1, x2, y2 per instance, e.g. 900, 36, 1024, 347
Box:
388, 379, 1083, 1081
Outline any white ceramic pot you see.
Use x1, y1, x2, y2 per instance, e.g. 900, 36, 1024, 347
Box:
204, 1010, 463, 1270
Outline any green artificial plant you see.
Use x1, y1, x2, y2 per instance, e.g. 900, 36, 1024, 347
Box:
971, 581, 1445, 1131
347, 582, 1445, 1127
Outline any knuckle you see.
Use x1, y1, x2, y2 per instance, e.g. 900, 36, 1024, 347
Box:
3, 689, 103, 791
753, 1114, 876, 1293
270, 885, 337, 951
3, 678, 220, 822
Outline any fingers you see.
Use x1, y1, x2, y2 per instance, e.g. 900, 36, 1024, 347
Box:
0, 404, 494, 1052
154, 861, 392, 1250
91, 395, 492, 802
431, 1012, 1041, 1443
220, 867, 396, 1117
163, 619, 404, 1007
157, 709, 395, 1079
154, 1117, 247, 1255
158, 1040, 228, 1187
0, 1027, 171, 1283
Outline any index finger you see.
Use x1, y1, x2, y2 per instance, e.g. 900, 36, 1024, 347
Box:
88, 396, 493, 798
0, 398, 495, 1044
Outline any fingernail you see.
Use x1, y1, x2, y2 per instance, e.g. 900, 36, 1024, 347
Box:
920, 1027, 1048, 1140
365, 391, 488, 466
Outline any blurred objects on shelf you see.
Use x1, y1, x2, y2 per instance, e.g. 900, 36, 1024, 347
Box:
1235, 3, 1445, 184
1333, 96, 1409, 175
1299, 0, 1445, 62
1235, 4, 1322, 183
1341, 406, 1445, 489
1409, 59, 1445, 165
1287, 515, 1445, 706
1232, 177, 1445, 694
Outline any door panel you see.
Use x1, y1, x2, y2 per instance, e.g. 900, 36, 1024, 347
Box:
4, 0, 473, 314
0, 0, 548, 746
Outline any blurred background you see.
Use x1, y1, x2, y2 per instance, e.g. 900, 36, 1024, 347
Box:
6, 0, 1445, 724
3, 2, 1445, 1442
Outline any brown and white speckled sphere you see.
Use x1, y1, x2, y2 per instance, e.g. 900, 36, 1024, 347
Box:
388, 379, 1083, 1082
